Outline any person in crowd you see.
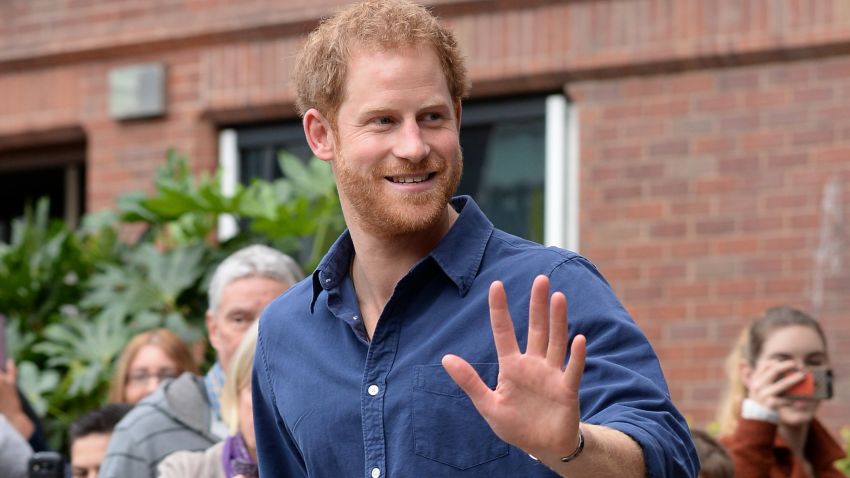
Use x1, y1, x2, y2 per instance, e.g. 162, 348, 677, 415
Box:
108, 328, 200, 404
100, 245, 303, 478
252, 1, 697, 476
69, 403, 133, 478
0, 359, 49, 453
0, 414, 32, 478
690, 429, 734, 478
716, 306, 846, 477
157, 321, 260, 478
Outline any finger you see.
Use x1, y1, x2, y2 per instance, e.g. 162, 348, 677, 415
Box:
6, 360, 16, 382
546, 292, 568, 368
526, 275, 551, 357
563, 334, 587, 393
769, 370, 806, 395
489, 281, 520, 359
442, 354, 494, 406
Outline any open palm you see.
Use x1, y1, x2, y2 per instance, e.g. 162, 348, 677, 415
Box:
442, 275, 587, 458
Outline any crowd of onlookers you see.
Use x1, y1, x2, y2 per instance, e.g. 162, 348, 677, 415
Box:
1, 244, 302, 478
0, 243, 844, 477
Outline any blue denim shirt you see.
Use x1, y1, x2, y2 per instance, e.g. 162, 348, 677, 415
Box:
254, 196, 698, 478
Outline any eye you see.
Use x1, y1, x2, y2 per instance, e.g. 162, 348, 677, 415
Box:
374, 116, 394, 126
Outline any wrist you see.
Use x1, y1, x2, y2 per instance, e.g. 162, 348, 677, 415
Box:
528, 425, 585, 464
6, 411, 34, 439
559, 426, 584, 462
741, 398, 779, 424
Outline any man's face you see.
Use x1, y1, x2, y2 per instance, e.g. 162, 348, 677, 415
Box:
206, 276, 289, 372
71, 432, 110, 478
330, 44, 462, 237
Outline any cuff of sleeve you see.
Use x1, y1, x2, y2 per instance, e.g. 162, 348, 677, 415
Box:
741, 398, 779, 424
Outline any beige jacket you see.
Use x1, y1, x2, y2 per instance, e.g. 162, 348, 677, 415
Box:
157, 441, 226, 478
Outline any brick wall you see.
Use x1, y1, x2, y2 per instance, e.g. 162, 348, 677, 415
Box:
571, 56, 850, 431
2, 0, 850, 436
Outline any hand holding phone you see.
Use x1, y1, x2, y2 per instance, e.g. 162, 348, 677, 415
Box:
780, 368, 833, 400
28, 452, 66, 478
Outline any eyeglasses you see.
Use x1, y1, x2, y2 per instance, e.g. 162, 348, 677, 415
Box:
126, 369, 179, 385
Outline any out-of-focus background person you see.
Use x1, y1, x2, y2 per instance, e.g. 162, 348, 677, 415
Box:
157, 320, 259, 478
107, 328, 200, 404
99, 245, 303, 478
69, 403, 132, 478
0, 359, 49, 453
0, 414, 33, 478
717, 306, 846, 477
690, 429, 734, 478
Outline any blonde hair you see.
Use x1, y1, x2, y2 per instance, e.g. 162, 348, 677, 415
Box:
108, 328, 200, 403
220, 320, 259, 435
294, 0, 470, 123
716, 306, 827, 436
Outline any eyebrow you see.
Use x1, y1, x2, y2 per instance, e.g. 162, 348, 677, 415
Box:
358, 101, 453, 119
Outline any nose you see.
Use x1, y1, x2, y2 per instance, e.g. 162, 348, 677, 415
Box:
393, 121, 430, 163
145, 377, 163, 394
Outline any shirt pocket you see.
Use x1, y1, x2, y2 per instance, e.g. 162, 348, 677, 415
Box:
412, 363, 509, 470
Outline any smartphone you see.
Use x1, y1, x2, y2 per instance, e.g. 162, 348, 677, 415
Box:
781, 368, 833, 400
28, 452, 65, 478
0, 313, 7, 372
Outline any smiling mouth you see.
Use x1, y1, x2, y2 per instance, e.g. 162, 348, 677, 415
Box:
387, 173, 435, 184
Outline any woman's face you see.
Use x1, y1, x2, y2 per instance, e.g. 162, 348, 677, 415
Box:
753, 325, 828, 426
124, 344, 180, 404
238, 383, 256, 459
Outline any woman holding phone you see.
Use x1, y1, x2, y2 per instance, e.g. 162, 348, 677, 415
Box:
716, 306, 845, 477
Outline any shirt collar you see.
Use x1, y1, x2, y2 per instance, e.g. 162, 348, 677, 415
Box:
311, 195, 493, 310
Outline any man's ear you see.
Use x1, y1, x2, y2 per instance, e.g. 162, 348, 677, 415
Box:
454, 100, 462, 131
206, 309, 220, 351
303, 108, 336, 161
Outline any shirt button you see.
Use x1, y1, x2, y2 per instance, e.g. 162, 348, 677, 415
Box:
352, 315, 359, 321
367, 384, 380, 396
371, 468, 381, 478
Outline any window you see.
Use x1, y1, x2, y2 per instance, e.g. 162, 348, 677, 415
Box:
0, 141, 86, 242
220, 93, 577, 249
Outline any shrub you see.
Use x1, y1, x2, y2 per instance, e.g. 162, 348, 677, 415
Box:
1, 150, 343, 451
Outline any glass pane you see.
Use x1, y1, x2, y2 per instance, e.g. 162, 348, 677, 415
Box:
458, 118, 545, 243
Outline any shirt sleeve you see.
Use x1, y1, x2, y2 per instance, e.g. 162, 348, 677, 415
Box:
550, 256, 699, 478
253, 317, 309, 478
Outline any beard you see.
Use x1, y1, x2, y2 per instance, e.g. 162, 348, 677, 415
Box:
333, 147, 463, 238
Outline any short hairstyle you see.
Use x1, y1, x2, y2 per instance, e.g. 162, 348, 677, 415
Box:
208, 245, 304, 314
107, 328, 200, 403
220, 320, 259, 435
294, 0, 470, 123
691, 429, 734, 478
69, 404, 133, 444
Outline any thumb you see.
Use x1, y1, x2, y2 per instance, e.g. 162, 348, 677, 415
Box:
442, 354, 492, 405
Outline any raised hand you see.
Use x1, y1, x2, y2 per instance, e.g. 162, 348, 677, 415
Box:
744, 358, 804, 411
442, 275, 587, 460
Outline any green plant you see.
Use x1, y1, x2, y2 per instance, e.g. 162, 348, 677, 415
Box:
1, 149, 343, 452
836, 426, 850, 476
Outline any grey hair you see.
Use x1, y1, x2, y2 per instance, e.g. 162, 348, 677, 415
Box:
207, 244, 304, 313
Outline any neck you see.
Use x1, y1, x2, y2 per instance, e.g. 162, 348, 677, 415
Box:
348, 205, 458, 337
779, 421, 810, 456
